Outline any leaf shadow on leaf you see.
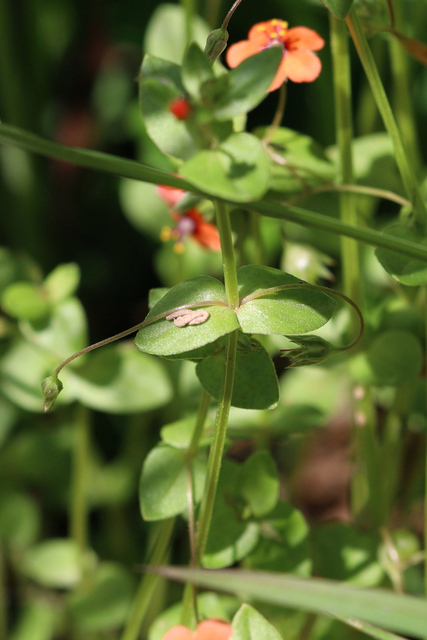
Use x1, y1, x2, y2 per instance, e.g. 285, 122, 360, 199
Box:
226, 157, 256, 180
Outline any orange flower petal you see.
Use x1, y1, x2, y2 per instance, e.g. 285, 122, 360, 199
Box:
266, 57, 289, 92
285, 27, 325, 52
193, 221, 221, 251
226, 40, 262, 68
282, 49, 322, 83
195, 620, 232, 640
161, 625, 193, 640
157, 184, 186, 207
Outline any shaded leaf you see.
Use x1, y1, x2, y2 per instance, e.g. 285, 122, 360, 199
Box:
210, 47, 283, 121
181, 133, 271, 202
196, 337, 279, 409
376, 225, 427, 285
239, 452, 279, 518
68, 563, 134, 631
68, 342, 173, 413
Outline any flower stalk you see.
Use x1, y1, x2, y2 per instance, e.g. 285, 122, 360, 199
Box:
346, 8, 427, 227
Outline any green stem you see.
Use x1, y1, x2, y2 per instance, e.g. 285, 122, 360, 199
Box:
189, 389, 211, 457
194, 330, 238, 565
120, 518, 175, 640
70, 405, 90, 552
248, 199, 427, 262
214, 199, 239, 308
181, 389, 212, 628
194, 200, 238, 565
332, 612, 408, 640
388, 0, 421, 171
263, 82, 286, 147
425, 301, 427, 605
290, 183, 411, 209
346, 8, 427, 227
330, 13, 360, 307
2, 123, 427, 261
0, 547, 6, 640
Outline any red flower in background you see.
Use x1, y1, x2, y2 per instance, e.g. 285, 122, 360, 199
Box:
169, 97, 192, 120
157, 185, 221, 253
161, 620, 232, 640
226, 19, 324, 91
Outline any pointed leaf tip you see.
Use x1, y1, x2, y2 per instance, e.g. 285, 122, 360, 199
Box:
41, 374, 63, 412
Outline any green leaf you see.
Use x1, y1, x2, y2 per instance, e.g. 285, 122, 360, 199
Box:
160, 415, 211, 449
140, 445, 207, 520
351, 330, 423, 386
236, 265, 336, 335
203, 461, 260, 568
1, 282, 50, 320
239, 451, 279, 518
182, 43, 214, 99
320, 0, 355, 19
135, 276, 239, 356
196, 337, 279, 410
244, 502, 311, 576
376, 225, 427, 285
119, 180, 171, 240
181, 133, 271, 202
0, 492, 40, 548
67, 342, 173, 413
232, 604, 282, 640
0, 299, 87, 412
67, 563, 134, 631
143, 3, 210, 64
210, 47, 283, 121
21, 539, 86, 589
156, 566, 427, 638
312, 523, 384, 586
139, 55, 197, 160
257, 127, 335, 196
44, 263, 80, 304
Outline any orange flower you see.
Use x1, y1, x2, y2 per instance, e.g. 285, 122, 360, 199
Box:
157, 184, 187, 208
161, 620, 232, 640
157, 185, 221, 253
226, 19, 324, 91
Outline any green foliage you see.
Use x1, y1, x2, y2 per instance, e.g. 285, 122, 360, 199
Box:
232, 604, 283, 640
181, 133, 271, 202
320, 0, 355, 18
1, 1, 427, 640
140, 445, 207, 520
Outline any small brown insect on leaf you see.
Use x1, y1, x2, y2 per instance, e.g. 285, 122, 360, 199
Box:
165, 309, 210, 327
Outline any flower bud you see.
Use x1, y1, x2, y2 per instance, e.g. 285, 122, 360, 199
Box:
41, 374, 63, 412
281, 334, 337, 367
204, 26, 229, 64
